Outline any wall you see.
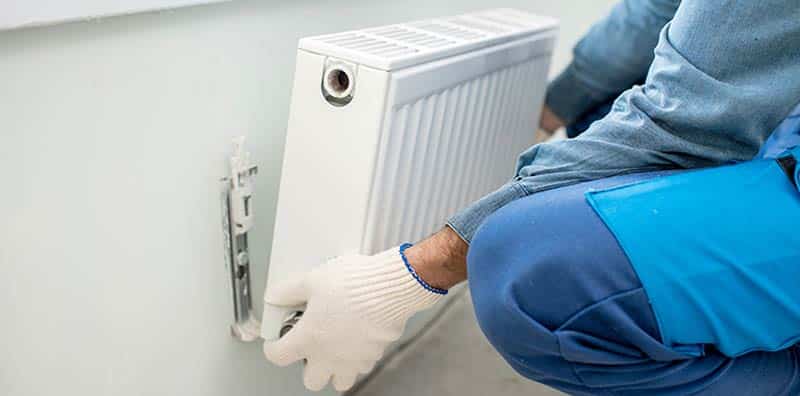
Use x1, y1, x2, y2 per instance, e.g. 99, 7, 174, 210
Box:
0, 0, 226, 31
0, 1, 614, 395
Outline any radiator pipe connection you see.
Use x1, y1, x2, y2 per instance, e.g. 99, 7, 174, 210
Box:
322, 62, 355, 106
279, 310, 304, 338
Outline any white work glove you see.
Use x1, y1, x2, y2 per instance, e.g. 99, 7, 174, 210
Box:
262, 244, 446, 391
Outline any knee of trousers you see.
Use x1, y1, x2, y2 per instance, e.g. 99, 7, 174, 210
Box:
466, 189, 652, 383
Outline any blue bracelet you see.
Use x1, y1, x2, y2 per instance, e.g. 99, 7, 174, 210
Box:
399, 243, 448, 295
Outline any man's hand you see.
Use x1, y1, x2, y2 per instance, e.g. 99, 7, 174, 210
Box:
262, 228, 466, 391
539, 105, 565, 135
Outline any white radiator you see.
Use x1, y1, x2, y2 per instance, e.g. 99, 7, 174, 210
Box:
262, 8, 558, 339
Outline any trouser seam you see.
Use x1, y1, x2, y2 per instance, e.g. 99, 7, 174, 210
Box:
555, 287, 643, 332
554, 287, 643, 396
555, 336, 616, 396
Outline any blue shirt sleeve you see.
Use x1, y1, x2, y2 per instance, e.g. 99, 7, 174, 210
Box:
449, 0, 800, 243
546, 0, 680, 124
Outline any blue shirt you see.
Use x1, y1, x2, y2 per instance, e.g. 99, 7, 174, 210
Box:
448, 0, 800, 243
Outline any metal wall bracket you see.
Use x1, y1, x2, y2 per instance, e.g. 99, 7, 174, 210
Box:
221, 137, 261, 342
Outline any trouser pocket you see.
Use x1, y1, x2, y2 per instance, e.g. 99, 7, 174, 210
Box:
585, 148, 800, 357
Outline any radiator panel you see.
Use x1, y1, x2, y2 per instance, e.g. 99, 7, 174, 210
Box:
363, 56, 549, 252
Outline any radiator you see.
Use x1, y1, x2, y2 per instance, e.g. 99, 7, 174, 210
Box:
262, 8, 558, 339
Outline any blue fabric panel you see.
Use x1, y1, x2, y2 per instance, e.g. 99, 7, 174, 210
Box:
586, 155, 800, 357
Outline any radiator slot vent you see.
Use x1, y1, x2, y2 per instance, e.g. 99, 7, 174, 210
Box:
408, 22, 486, 40
319, 33, 418, 58
367, 27, 454, 48
447, 17, 511, 34
299, 8, 558, 71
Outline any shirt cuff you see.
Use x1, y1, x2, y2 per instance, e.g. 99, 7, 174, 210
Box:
447, 181, 529, 244
545, 63, 607, 125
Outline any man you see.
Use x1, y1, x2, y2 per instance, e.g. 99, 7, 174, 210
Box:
263, 1, 800, 394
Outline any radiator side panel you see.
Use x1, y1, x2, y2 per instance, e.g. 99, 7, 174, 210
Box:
362, 36, 553, 253
263, 50, 389, 339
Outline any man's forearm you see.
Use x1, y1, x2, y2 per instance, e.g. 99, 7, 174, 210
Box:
404, 227, 468, 290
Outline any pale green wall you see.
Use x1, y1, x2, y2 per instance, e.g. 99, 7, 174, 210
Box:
0, 1, 614, 395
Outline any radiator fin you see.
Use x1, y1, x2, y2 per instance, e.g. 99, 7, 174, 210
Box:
362, 57, 546, 252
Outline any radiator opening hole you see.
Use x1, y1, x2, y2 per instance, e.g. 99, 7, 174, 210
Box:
328, 69, 349, 94
322, 65, 355, 106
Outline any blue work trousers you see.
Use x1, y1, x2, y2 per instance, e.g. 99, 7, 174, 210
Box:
468, 170, 800, 395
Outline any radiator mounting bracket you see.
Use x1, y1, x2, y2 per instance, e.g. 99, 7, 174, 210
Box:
221, 136, 260, 342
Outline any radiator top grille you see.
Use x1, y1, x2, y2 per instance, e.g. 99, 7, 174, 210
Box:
299, 8, 557, 71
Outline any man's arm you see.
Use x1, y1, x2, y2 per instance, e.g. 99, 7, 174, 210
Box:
441, 0, 800, 265
544, 0, 680, 129
405, 227, 468, 290
452, 0, 800, 244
